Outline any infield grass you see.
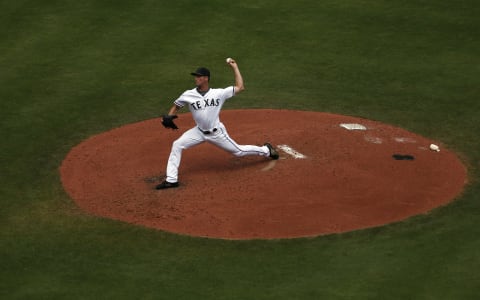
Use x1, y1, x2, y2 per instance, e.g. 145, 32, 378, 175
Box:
1, 0, 479, 299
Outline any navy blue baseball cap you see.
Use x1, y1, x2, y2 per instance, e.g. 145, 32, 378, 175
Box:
190, 67, 210, 78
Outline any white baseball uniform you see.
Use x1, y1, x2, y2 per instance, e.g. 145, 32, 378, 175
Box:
165, 86, 270, 183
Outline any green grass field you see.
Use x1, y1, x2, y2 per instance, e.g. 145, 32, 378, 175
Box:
1, 0, 479, 299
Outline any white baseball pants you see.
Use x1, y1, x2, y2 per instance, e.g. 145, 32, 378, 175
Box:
165, 122, 269, 183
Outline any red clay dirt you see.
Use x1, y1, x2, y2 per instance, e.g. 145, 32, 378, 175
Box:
60, 109, 467, 239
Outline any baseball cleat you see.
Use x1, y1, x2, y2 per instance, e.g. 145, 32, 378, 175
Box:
264, 143, 279, 160
156, 180, 179, 190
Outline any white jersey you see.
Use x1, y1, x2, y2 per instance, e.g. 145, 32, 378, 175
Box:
174, 86, 235, 131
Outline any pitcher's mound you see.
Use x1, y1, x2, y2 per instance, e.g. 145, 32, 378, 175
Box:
60, 109, 467, 239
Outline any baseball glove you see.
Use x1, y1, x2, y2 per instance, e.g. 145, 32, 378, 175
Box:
161, 115, 179, 130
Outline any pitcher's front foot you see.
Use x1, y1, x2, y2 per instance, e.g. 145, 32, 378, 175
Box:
156, 180, 179, 190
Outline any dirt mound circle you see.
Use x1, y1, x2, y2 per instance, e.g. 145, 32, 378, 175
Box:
60, 109, 467, 239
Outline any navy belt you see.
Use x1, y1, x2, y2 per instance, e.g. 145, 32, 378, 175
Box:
199, 127, 218, 134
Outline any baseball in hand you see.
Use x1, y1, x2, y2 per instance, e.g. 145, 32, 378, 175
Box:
226, 57, 233, 63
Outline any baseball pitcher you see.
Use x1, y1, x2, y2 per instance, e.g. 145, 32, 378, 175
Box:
157, 58, 279, 189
